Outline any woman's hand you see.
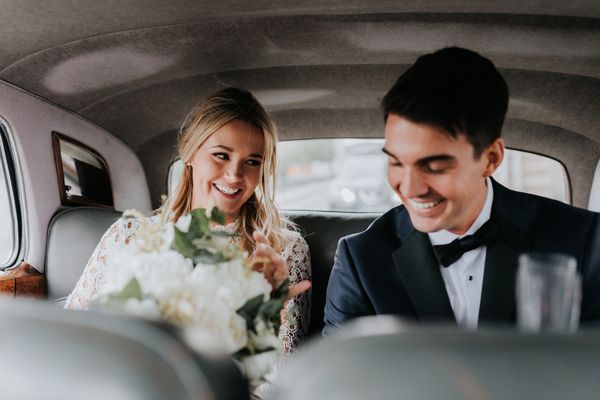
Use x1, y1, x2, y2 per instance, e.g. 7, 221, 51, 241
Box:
252, 231, 311, 301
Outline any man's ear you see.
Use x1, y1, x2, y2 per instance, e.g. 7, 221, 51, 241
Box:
482, 138, 505, 177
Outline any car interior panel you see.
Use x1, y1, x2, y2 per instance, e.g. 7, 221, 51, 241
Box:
0, 1, 599, 398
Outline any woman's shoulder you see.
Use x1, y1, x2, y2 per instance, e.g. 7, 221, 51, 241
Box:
105, 213, 160, 243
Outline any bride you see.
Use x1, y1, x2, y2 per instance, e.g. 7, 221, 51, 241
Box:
65, 87, 312, 354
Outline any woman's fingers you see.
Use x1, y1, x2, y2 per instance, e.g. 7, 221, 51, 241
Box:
252, 231, 289, 289
285, 280, 312, 302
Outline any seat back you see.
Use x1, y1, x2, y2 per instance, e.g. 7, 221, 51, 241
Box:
45, 206, 122, 305
0, 298, 247, 400
272, 316, 600, 400
288, 211, 377, 337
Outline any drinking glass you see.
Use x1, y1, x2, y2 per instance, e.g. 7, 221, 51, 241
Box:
516, 253, 581, 333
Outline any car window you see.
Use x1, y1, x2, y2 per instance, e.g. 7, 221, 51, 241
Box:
0, 122, 19, 267
52, 132, 114, 208
276, 139, 569, 212
167, 139, 570, 212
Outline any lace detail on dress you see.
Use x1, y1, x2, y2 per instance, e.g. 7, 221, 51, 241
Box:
64, 217, 139, 310
279, 231, 311, 354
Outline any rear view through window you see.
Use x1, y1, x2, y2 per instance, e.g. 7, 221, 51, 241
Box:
275, 139, 569, 212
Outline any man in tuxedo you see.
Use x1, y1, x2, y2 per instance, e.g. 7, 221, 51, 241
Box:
324, 47, 600, 334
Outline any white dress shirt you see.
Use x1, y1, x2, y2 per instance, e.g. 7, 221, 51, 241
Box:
428, 178, 494, 330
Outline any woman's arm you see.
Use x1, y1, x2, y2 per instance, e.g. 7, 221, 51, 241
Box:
279, 234, 311, 353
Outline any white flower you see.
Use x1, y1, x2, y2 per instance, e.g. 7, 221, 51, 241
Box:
249, 319, 282, 352
122, 298, 161, 319
175, 214, 191, 232
240, 350, 281, 382
95, 207, 286, 382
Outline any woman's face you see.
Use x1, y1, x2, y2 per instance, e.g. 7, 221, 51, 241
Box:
190, 119, 265, 223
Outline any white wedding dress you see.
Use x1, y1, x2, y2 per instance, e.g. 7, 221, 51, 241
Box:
64, 216, 312, 354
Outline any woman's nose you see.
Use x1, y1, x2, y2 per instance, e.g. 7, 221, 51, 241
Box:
224, 162, 243, 180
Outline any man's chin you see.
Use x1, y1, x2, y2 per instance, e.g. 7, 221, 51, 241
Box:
408, 214, 444, 233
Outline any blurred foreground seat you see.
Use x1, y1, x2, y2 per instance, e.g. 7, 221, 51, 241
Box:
271, 316, 600, 400
0, 298, 248, 400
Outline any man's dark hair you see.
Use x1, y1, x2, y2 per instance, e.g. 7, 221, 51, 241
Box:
382, 47, 509, 157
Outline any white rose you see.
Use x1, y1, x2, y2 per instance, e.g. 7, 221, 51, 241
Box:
240, 350, 281, 382
174, 214, 191, 233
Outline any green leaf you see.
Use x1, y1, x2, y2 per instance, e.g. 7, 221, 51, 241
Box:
188, 208, 210, 237
114, 278, 142, 300
209, 208, 226, 225
237, 294, 265, 333
171, 226, 195, 258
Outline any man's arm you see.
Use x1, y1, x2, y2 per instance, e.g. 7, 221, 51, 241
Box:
581, 212, 600, 322
323, 237, 374, 336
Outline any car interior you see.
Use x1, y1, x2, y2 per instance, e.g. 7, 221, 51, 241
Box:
1, 1, 599, 398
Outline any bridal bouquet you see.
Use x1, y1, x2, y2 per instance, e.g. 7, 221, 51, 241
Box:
92, 208, 288, 381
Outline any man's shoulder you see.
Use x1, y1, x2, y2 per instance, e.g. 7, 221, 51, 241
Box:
343, 205, 408, 245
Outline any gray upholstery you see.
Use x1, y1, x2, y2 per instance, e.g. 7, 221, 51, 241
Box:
272, 316, 600, 400
0, 297, 248, 400
45, 206, 122, 305
287, 211, 378, 337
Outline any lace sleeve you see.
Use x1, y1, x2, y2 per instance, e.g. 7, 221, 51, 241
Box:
279, 232, 312, 353
64, 217, 137, 310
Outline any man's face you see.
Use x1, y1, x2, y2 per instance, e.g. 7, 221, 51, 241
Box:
383, 114, 503, 235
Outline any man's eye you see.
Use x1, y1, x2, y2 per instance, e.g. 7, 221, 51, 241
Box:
213, 152, 229, 160
246, 159, 262, 167
424, 164, 447, 174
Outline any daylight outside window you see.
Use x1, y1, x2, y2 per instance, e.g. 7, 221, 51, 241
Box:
168, 139, 569, 213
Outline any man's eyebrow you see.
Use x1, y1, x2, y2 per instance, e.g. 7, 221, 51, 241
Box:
381, 148, 455, 164
210, 144, 263, 158
416, 154, 456, 166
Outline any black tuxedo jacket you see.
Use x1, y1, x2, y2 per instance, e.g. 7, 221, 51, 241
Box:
324, 180, 600, 335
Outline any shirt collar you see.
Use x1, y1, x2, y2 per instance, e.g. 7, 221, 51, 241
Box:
428, 177, 494, 246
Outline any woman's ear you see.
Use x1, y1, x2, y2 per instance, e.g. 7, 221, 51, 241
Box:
482, 138, 505, 177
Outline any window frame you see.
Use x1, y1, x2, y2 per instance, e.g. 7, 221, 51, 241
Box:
0, 120, 22, 269
52, 131, 115, 208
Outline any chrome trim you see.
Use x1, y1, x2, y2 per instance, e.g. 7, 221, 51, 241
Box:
0, 116, 27, 268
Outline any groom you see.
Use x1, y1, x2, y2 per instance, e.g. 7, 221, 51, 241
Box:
324, 47, 600, 334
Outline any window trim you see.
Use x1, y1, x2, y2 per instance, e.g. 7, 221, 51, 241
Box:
52, 131, 115, 208
0, 120, 22, 269
502, 147, 572, 205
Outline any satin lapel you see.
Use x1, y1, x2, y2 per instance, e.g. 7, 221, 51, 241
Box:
479, 239, 521, 323
392, 230, 455, 322
479, 181, 534, 324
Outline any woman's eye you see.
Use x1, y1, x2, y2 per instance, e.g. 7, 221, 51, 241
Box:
246, 159, 262, 167
213, 152, 229, 160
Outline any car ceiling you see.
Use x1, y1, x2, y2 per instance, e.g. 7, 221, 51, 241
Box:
1, 0, 599, 208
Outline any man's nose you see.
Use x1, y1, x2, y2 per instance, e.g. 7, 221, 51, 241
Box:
400, 168, 428, 198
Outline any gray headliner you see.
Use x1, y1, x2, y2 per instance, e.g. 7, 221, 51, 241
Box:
1, 0, 599, 207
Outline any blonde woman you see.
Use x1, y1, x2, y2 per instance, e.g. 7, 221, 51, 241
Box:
65, 87, 312, 353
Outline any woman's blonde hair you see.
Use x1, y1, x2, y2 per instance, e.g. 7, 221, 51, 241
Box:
161, 87, 295, 254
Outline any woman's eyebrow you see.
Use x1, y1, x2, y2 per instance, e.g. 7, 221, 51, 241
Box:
210, 144, 263, 158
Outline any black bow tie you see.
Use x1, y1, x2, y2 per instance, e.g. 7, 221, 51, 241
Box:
432, 219, 499, 268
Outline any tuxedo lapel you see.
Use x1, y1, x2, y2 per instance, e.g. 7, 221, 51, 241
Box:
392, 223, 455, 322
479, 181, 533, 324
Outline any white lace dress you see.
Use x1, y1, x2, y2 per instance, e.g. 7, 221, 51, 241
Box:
64, 217, 312, 353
